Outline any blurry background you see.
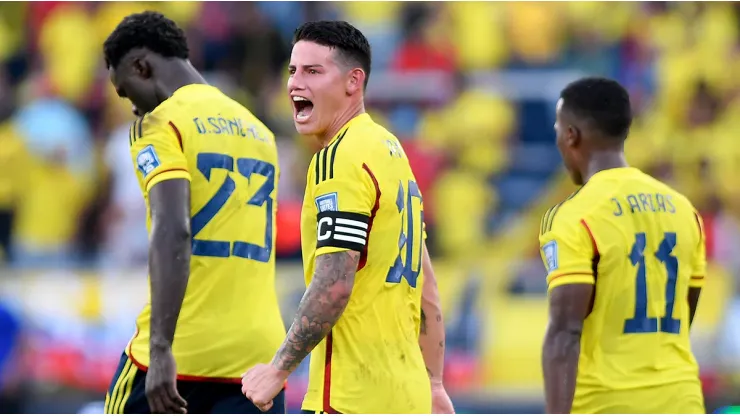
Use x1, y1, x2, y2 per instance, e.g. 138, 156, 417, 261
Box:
0, 1, 740, 413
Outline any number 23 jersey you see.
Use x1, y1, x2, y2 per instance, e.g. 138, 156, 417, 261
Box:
539, 167, 705, 392
126, 84, 285, 380
300, 114, 431, 414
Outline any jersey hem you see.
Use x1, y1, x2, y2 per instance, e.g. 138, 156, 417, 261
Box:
127, 326, 242, 384
145, 168, 191, 192
548, 273, 595, 290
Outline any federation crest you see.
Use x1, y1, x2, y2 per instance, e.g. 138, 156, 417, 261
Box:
315, 193, 338, 213
136, 145, 161, 177
542, 240, 559, 272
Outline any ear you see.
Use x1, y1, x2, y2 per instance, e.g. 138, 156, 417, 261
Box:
133, 57, 152, 79
566, 124, 582, 148
346, 68, 366, 96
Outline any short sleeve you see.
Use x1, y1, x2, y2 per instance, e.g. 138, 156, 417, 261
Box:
539, 215, 596, 291
689, 212, 706, 288
312, 142, 376, 256
129, 114, 191, 194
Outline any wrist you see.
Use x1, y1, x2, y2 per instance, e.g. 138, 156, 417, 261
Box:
270, 362, 291, 380
150, 339, 172, 355
430, 377, 444, 389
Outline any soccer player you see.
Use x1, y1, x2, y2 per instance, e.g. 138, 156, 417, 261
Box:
241, 21, 455, 414
539, 77, 705, 414
102, 12, 286, 414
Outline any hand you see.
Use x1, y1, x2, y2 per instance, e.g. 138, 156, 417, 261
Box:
431, 382, 455, 414
145, 349, 187, 414
241, 363, 289, 412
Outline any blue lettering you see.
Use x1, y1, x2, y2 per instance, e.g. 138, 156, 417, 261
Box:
217, 118, 229, 134
638, 193, 652, 212
655, 193, 666, 212
612, 198, 623, 216
193, 117, 207, 134
627, 194, 641, 213
665, 194, 676, 213
208, 117, 221, 134
228, 119, 240, 136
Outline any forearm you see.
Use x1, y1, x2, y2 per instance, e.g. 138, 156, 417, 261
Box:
419, 245, 446, 384
148, 181, 191, 353
542, 327, 581, 414
272, 250, 359, 374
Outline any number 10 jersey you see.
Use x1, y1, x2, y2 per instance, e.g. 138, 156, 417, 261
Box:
126, 84, 285, 380
300, 113, 431, 414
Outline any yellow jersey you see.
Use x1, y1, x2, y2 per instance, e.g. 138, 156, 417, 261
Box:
539, 167, 705, 413
300, 114, 431, 414
126, 84, 286, 381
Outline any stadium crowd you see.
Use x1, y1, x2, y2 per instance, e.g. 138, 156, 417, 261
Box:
0, 1, 740, 412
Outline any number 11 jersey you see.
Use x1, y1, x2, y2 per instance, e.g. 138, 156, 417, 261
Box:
300, 113, 431, 414
539, 167, 705, 402
126, 84, 285, 380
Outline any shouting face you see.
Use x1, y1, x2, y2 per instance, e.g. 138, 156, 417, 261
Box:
287, 40, 363, 138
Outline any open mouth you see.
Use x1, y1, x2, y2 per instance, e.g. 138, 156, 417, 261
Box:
292, 96, 314, 122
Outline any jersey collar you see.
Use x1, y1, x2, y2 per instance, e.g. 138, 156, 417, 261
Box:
326, 113, 371, 147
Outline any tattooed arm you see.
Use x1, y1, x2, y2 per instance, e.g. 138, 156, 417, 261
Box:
419, 241, 446, 384
271, 250, 360, 374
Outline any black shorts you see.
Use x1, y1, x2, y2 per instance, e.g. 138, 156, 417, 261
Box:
105, 352, 285, 414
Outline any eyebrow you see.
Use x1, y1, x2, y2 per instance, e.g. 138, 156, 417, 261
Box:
288, 64, 324, 70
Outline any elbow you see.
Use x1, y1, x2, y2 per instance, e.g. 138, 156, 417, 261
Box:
152, 217, 191, 247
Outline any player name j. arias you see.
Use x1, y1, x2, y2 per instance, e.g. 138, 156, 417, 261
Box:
611, 192, 676, 217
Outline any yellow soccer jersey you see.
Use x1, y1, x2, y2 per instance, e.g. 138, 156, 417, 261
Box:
539, 167, 705, 410
126, 84, 286, 380
300, 114, 431, 414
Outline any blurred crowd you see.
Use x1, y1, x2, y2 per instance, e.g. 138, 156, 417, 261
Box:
1, 1, 740, 411
0, 2, 739, 269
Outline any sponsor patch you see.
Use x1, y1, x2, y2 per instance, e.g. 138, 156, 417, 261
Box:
542, 240, 559, 272
136, 145, 161, 177
315, 192, 338, 213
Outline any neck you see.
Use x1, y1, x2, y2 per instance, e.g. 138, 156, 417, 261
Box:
158, 60, 208, 99
316, 100, 365, 147
583, 150, 628, 183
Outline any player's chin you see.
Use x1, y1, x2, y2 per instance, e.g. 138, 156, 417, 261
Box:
293, 119, 318, 136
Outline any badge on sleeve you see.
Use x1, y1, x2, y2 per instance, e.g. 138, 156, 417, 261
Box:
136, 145, 161, 177
542, 240, 559, 272
315, 192, 338, 213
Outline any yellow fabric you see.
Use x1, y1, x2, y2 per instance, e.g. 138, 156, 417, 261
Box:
127, 84, 286, 379
448, 2, 509, 70
14, 152, 92, 249
0, 123, 29, 209
39, 5, 98, 104
506, 2, 565, 63
539, 167, 704, 400
301, 114, 431, 414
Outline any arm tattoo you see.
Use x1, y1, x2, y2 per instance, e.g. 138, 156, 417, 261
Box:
420, 308, 428, 335
272, 250, 360, 373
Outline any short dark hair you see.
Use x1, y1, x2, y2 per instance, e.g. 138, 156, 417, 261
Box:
293, 21, 372, 89
560, 77, 632, 140
103, 11, 189, 69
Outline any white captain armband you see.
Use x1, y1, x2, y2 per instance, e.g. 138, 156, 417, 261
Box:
316, 211, 370, 252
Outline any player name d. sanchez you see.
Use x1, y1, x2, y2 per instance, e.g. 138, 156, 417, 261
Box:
192, 116, 270, 142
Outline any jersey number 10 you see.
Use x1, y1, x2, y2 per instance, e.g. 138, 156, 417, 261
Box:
385, 180, 424, 288
624, 232, 680, 335
190, 152, 274, 262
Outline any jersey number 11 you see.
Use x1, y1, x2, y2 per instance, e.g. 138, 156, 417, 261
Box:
624, 232, 680, 335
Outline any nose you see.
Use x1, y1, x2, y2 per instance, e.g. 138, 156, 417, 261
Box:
287, 72, 304, 93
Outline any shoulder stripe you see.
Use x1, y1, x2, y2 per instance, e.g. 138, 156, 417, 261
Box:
540, 186, 584, 235
545, 203, 563, 233
320, 146, 328, 182
313, 151, 320, 185
328, 128, 348, 180
137, 116, 143, 139
315, 128, 350, 184
128, 123, 134, 147
540, 206, 555, 235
